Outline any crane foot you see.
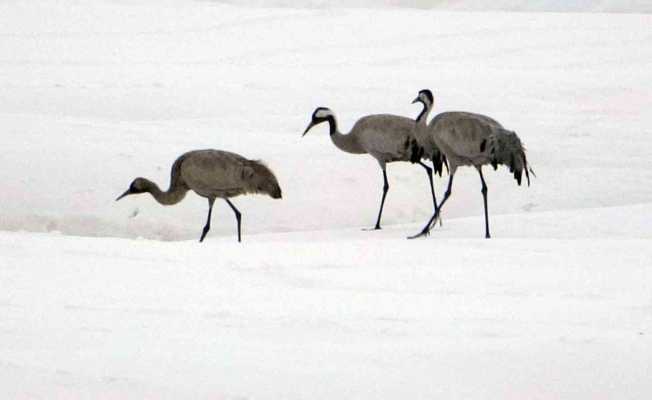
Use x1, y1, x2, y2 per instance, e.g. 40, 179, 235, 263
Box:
407, 229, 430, 240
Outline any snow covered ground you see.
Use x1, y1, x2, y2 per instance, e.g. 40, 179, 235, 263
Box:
1, 1, 651, 398
219, 0, 652, 13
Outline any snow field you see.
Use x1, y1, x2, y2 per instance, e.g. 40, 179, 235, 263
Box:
1, 1, 651, 398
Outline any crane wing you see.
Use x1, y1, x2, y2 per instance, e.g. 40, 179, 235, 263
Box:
430, 112, 500, 161
179, 150, 251, 197
353, 115, 419, 162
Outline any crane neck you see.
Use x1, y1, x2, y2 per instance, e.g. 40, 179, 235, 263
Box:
324, 115, 338, 136
143, 178, 188, 206
413, 102, 433, 151
326, 115, 365, 154
415, 102, 432, 127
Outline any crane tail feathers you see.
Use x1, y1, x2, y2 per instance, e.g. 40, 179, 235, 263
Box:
409, 139, 424, 164
432, 152, 447, 177
492, 129, 533, 187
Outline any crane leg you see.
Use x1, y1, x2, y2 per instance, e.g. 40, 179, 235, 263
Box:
371, 169, 390, 230
477, 167, 490, 239
226, 199, 242, 243
199, 198, 215, 243
408, 173, 454, 239
418, 160, 442, 227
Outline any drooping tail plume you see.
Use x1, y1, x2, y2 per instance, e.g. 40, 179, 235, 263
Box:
490, 129, 534, 186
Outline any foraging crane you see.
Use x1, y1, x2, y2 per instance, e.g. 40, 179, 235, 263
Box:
116, 149, 282, 243
409, 90, 534, 239
302, 103, 445, 230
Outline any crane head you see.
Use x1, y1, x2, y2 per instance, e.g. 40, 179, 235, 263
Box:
115, 178, 148, 201
412, 89, 434, 106
303, 107, 334, 136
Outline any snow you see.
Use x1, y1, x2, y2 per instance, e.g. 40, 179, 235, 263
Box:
215, 0, 652, 13
1, 1, 651, 399
2, 227, 652, 399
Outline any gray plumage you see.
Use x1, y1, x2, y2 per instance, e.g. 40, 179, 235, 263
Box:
302, 105, 441, 230
410, 90, 534, 239
426, 111, 532, 183
116, 149, 282, 243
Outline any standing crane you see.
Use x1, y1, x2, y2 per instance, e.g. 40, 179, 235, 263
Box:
412, 89, 448, 224
116, 149, 282, 243
302, 103, 445, 230
408, 90, 534, 239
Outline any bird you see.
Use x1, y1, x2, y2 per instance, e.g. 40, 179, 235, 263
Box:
116, 149, 282, 243
411, 89, 449, 220
408, 89, 534, 239
302, 102, 445, 230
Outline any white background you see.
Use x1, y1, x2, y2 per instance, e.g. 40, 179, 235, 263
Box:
1, 1, 651, 399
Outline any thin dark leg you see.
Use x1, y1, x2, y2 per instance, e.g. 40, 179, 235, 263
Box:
418, 161, 436, 211
433, 160, 444, 227
408, 173, 454, 239
418, 160, 442, 227
478, 167, 490, 239
372, 169, 389, 230
225, 199, 242, 243
199, 198, 215, 243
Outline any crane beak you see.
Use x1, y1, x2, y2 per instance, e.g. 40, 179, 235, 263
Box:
411, 97, 420, 104
302, 120, 315, 137
115, 189, 131, 201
